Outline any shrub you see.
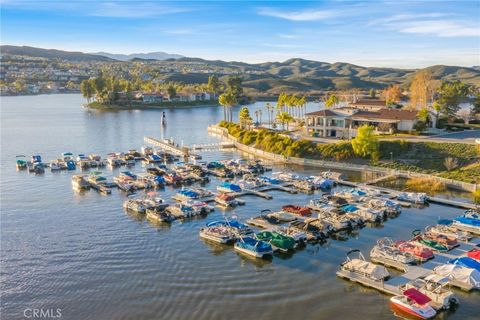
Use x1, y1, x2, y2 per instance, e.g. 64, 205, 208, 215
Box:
473, 190, 480, 204
405, 177, 446, 194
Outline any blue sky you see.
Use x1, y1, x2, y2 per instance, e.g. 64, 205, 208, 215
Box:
1, 0, 479, 68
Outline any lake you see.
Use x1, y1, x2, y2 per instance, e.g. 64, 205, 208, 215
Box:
1, 94, 478, 320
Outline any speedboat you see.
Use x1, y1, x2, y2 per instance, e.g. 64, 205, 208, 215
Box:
394, 241, 434, 262
217, 182, 242, 193
255, 231, 296, 252
339, 249, 390, 281
199, 226, 237, 244
259, 176, 282, 185
370, 238, 416, 266
282, 205, 311, 217
16, 155, 27, 170
397, 192, 428, 204
390, 288, 436, 319
164, 172, 183, 185
234, 237, 273, 258
246, 212, 283, 229
271, 171, 299, 182
275, 226, 307, 244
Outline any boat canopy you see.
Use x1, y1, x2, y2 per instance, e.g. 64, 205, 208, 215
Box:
449, 257, 480, 272
438, 219, 453, 226
403, 288, 431, 305
343, 259, 390, 281
468, 249, 480, 261
434, 264, 480, 288
454, 216, 480, 227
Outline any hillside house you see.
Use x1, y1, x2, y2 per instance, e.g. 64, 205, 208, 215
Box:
305, 108, 418, 138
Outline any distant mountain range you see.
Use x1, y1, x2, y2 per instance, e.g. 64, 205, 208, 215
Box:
90, 51, 184, 61
0, 45, 113, 61
1, 45, 479, 92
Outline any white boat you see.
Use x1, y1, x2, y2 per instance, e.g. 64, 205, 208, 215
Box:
370, 238, 416, 268
71, 174, 90, 190
275, 226, 307, 243
271, 171, 299, 182
425, 224, 471, 243
397, 192, 428, 204
123, 198, 147, 213
390, 288, 436, 319
146, 208, 174, 223
340, 250, 390, 281
50, 160, 61, 171
367, 198, 401, 215
199, 226, 236, 244
433, 264, 480, 291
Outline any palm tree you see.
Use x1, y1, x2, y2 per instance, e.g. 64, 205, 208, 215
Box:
276, 112, 293, 131
239, 106, 251, 129
218, 92, 237, 122
298, 96, 307, 117
265, 102, 275, 128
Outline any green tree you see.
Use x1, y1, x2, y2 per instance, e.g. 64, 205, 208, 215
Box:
239, 106, 252, 129
369, 88, 376, 99
417, 107, 429, 122
324, 94, 340, 109
80, 79, 94, 103
431, 101, 442, 128
276, 111, 293, 130
167, 85, 177, 99
226, 76, 243, 99
207, 75, 222, 94
218, 92, 237, 122
471, 89, 480, 117
435, 80, 470, 120
351, 125, 379, 158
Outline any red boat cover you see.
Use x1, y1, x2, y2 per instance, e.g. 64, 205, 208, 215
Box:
468, 249, 480, 261
403, 288, 431, 305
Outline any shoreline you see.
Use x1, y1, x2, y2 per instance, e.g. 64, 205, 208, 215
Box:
84, 101, 221, 110
207, 124, 480, 193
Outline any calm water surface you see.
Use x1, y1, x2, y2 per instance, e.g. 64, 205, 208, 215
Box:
1, 94, 478, 320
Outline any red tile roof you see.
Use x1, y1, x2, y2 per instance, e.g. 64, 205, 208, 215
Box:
305, 109, 341, 117
352, 109, 417, 121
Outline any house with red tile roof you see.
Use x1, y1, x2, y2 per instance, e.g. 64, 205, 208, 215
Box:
305, 107, 418, 138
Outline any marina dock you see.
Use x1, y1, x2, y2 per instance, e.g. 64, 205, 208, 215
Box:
144, 136, 202, 160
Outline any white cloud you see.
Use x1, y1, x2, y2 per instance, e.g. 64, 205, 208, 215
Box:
257, 7, 343, 21
397, 20, 479, 37
89, 2, 189, 18
372, 13, 479, 37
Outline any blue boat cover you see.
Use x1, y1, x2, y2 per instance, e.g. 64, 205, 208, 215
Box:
350, 189, 366, 196
455, 217, 480, 227
218, 182, 241, 192
342, 204, 358, 212
448, 257, 480, 272
237, 237, 272, 253
438, 219, 453, 226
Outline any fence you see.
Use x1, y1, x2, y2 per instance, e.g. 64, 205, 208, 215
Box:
207, 125, 479, 192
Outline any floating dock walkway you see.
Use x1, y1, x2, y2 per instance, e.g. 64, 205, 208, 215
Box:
144, 136, 202, 160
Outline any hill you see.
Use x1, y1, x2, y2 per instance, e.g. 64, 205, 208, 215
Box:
2, 45, 479, 93
0, 45, 113, 62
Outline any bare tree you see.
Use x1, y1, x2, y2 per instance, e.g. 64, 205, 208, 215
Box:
444, 157, 459, 171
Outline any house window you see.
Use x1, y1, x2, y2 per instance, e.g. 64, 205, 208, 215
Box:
316, 117, 324, 126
